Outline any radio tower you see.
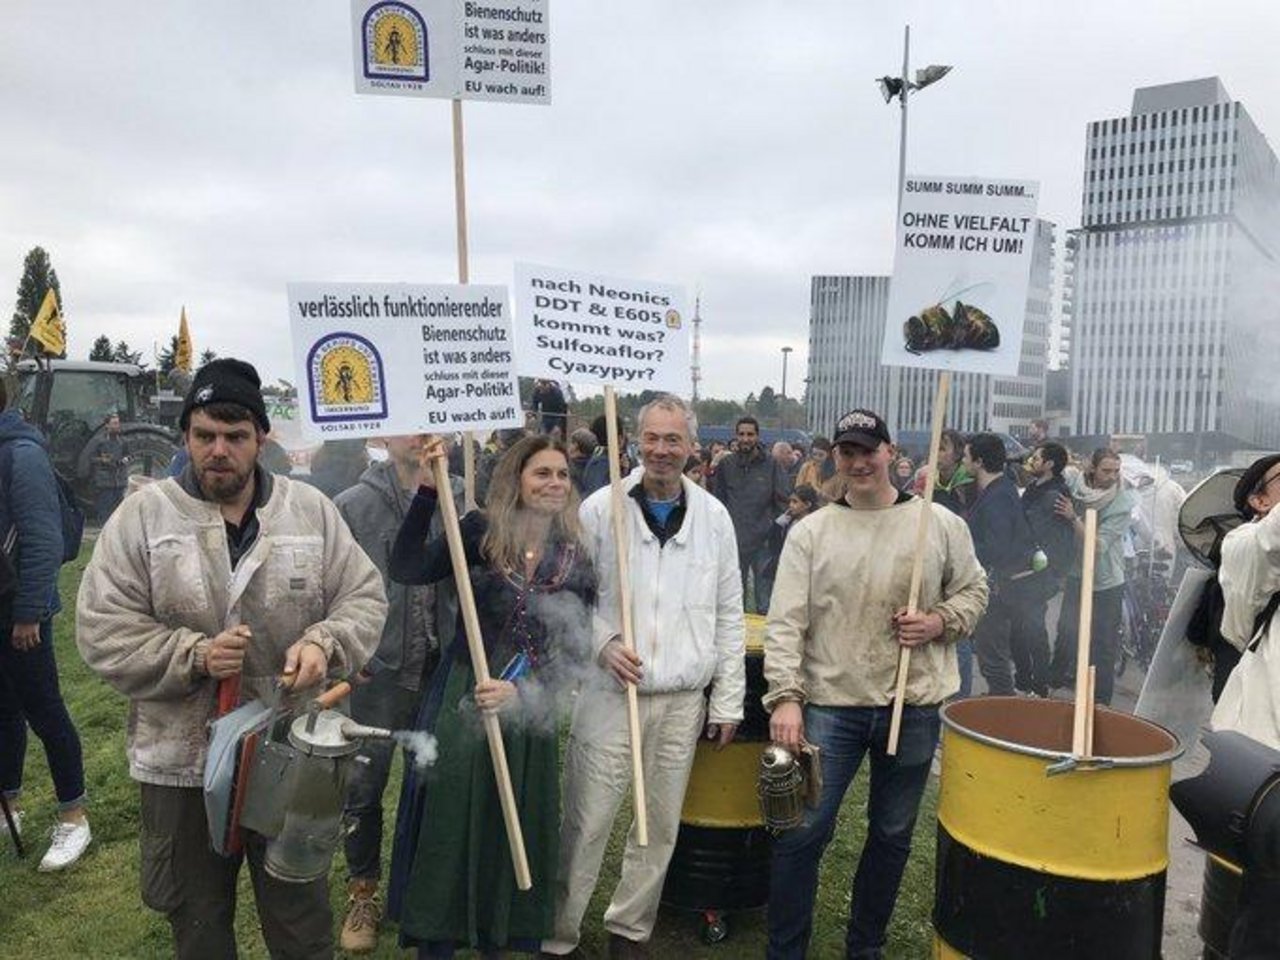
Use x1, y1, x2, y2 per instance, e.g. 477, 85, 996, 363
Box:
691, 295, 703, 403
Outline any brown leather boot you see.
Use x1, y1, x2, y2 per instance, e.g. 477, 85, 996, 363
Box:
339, 878, 382, 954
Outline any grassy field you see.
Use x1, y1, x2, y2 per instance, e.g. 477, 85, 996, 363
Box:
0, 547, 940, 958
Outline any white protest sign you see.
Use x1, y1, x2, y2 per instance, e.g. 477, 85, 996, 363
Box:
513, 264, 690, 393
288, 282, 522, 440
352, 0, 550, 104
882, 175, 1039, 377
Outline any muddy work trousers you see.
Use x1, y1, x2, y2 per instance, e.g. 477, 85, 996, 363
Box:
139, 783, 333, 960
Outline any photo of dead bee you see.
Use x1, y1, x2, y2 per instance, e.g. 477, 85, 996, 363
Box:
903, 298, 1000, 354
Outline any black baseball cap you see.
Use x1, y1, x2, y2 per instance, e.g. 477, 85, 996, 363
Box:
833, 409, 891, 449
1234, 453, 1280, 518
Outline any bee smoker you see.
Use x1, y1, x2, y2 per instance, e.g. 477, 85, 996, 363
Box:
244, 697, 393, 883
756, 743, 822, 834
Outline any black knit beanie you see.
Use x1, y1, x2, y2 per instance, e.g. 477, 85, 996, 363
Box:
179, 358, 270, 433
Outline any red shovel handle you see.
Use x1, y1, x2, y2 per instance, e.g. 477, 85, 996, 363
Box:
216, 676, 241, 717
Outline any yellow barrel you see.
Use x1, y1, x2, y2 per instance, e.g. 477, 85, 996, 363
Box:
662, 614, 769, 914
933, 697, 1181, 959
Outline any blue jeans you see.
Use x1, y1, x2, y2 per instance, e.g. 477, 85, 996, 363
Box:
955, 638, 973, 699
767, 704, 940, 959
0, 618, 86, 810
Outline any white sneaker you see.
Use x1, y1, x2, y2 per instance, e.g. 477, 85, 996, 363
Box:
38, 819, 91, 871
1, 809, 22, 840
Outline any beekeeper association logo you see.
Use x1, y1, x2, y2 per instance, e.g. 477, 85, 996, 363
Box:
361, 1, 429, 83
307, 333, 388, 423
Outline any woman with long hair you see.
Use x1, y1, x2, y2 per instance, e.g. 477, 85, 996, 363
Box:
387, 435, 596, 958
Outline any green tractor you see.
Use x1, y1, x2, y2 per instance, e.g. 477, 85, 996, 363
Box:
12, 359, 180, 511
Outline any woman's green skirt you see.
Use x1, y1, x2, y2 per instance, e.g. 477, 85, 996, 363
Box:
399, 659, 561, 950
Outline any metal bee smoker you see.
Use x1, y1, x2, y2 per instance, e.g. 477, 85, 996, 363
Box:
237, 694, 393, 884
757, 744, 822, 834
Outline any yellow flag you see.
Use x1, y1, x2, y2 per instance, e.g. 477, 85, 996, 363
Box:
176, 306, 193, 373
29, 288, 65, 356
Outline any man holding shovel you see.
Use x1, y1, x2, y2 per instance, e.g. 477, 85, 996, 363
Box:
77, 358, 386, 959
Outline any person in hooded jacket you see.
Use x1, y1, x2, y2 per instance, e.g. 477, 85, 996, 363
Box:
0, 380, 91, 871
333, 435, 463, 953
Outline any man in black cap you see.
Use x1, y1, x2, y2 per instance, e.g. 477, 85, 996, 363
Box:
1211, 452, 1280, 960
77, 358, 386, 959
764, 408, 987, 959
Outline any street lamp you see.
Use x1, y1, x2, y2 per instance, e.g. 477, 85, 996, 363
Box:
876, 27, 952, 433
780, 346, 793, 430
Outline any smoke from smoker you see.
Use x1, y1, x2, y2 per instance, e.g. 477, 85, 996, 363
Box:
392, 729, 439, 771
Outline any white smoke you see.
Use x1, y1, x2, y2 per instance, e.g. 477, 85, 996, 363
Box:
392, 729, 439, 771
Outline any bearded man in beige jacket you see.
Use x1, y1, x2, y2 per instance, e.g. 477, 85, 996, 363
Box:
77, 359, 386, 960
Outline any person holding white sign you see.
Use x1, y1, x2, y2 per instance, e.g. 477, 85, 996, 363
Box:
388, 435, 596, 957
763, 408, 987, 960
546, 395, 745, 960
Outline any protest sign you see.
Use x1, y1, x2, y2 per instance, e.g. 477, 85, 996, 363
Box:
512, 263, 690, 393
288, 281, 522, 440
352, 0, 550, 104
881, 175, 1039, 377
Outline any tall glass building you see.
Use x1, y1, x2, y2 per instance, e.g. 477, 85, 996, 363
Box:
1068, 77, 1280, 450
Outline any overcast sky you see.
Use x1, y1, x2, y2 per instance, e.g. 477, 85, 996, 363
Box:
3, 0, 1278, 403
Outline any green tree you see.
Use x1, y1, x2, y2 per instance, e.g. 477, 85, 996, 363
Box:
693, 397, 744, 428
756, 386, 779, 417
113, 340, 146, 367
156, 335, 179, 376
198, 348, 217, 367
89, 335, 114, 361
9, 246, 62, 359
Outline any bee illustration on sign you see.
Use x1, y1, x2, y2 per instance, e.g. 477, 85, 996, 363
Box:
307, 333, 389, 424
360, 2, 429, 84
903, 280, 1000, 355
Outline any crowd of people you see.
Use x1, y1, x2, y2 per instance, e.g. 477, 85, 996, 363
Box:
9, 366, 1269, 958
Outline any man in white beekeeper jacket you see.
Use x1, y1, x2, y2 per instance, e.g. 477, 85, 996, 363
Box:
543, 393, 745, 959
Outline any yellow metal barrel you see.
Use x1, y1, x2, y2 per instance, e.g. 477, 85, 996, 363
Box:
933, 697, 1181, 959
662, 615, 770, 915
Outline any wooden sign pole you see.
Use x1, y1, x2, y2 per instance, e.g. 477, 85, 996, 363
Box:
432, 454, 532, 889
451, 97, 478, 512
603, 386, 649, 846
439, 98, 526, 883
1072, 509, 1099, 757
887, 371, 951, 756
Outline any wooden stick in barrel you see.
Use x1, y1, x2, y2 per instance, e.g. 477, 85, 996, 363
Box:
603, 386, 649, 846
887, 371, 951, 756
1071, 509, 1099, 758
1084, 666, 1097, 759
431, 453, 532, 889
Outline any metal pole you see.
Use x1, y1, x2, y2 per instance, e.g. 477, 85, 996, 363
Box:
885, 25, 909, 433
781, 346, 792, 430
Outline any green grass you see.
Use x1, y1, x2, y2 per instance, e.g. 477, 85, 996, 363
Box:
0, 547, 940, 958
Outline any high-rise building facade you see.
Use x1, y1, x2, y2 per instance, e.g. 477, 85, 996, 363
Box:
806, 220, 1054, 438
1068, 77, 1280, 449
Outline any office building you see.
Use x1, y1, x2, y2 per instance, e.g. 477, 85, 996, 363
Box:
1068, 77, 1280, 451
